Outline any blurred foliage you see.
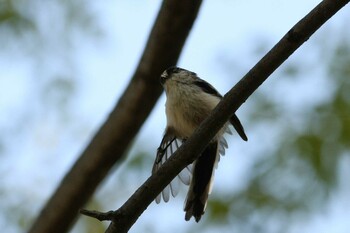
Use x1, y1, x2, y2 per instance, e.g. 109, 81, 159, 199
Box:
0, 1, 102, 233
0, 0, 102, 114
0, 0, 101, 48
0, 0, 35, 34
199, 37, 350, 232
127, 151, 153, 170
1, 1, 349, 233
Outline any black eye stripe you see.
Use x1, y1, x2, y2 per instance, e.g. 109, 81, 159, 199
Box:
166, 66, 182, 74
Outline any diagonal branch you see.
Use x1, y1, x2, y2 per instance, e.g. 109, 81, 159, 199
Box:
27, 1, 203, 233
81, 0, 350, 232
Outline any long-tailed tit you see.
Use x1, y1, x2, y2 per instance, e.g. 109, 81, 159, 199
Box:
152, 67, 248, 222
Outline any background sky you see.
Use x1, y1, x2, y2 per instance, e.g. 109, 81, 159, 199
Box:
0, 1, 350, 233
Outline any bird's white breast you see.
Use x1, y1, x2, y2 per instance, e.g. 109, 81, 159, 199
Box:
165, 94, 195, 138
165, 87, 221, 139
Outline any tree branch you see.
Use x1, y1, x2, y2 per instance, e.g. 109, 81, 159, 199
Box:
81, 0, 350, 232
27, 1, 203, 233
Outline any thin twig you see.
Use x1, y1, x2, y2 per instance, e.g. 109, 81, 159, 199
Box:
79, 209, 115, 222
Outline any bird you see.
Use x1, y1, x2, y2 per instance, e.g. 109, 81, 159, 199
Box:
152, 66, 248, 222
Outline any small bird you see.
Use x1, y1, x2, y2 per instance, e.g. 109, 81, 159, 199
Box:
152, 67, 248, 222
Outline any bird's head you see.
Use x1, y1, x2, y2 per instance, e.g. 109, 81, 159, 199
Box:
160, 66, 197, 86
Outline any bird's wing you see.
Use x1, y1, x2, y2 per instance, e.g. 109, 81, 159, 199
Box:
229, 114, 248, 141
194, 78, 248, 142
193, 78, 222, 98
153, 135, 192, 204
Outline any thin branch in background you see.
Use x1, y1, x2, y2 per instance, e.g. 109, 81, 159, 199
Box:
80, 0, 350, 232
27, 1, 203, 233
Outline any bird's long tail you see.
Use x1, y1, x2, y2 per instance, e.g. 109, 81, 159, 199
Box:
184, 141, 218, 222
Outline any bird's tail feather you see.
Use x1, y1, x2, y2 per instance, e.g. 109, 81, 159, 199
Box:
184, 142, 218, 222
